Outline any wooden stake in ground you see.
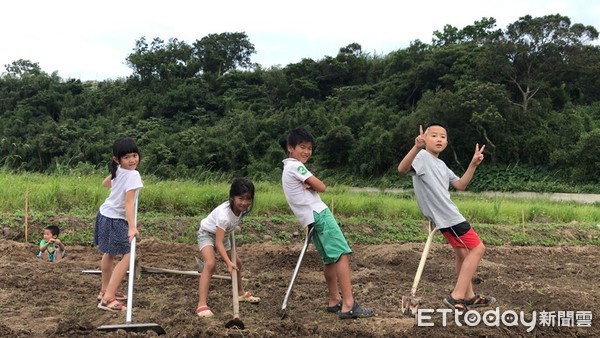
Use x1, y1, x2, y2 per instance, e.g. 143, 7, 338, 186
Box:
331, 197, 334, 214
521, 208, 525, 236
24, 187, 29, 242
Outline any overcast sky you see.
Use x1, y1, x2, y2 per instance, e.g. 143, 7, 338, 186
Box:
2, 0, 599, 81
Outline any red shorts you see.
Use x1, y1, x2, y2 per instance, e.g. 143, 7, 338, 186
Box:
440, 221, 481, 249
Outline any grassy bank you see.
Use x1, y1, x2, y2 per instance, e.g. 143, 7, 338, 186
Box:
1, 171, 598, 247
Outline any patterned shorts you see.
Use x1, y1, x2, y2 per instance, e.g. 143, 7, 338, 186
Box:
94, 212, 130, 255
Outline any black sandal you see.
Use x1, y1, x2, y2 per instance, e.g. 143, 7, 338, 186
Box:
466, 294, 496, 308
443, 295, 468, 312
338, 300, 374, 319
326, 300, 342, 313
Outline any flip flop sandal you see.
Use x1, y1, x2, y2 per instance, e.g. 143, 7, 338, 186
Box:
326, 300, 343, 313
196, 306, 214, 317
97, 290, 127, 301
466, 294, 496, 308
239, 291, 260, 303
443, 294, 468, 312
98, 297, 126, 312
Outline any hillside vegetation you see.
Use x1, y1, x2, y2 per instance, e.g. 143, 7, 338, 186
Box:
0, 14, 599, 188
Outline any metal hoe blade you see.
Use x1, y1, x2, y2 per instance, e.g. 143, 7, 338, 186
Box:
195, 256, 204, 271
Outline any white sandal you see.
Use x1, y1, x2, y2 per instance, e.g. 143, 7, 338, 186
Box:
238, 291, 260, 303
196, 306, 214, 317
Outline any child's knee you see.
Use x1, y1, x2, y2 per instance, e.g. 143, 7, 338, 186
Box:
203, 259, 217, 272
472, 242, 486, 255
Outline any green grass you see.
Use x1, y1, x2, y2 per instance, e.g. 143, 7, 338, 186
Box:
1, 171, 598, 247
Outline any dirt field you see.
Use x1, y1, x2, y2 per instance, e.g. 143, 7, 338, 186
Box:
1, 235, 598, 337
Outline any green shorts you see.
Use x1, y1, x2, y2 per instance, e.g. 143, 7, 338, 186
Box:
311, 208, 352, 265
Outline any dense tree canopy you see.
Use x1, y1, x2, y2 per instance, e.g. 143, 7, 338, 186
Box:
1, 16, 599, 187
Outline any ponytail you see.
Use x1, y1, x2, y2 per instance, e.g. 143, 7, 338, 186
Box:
110, 161, 119, 179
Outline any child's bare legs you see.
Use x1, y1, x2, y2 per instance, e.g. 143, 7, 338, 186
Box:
100, 253, 115, 292
324, 261, 341, 306
198, 246, 216, 309
234, 254, 260, 303
54, 248, 63, 262
103, 253, 130, 301
324, 254, 353, 312
450, 243, 485, 301
453, 248, 473, 297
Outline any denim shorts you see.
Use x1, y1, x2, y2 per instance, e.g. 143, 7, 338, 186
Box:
197, 228, 231, 251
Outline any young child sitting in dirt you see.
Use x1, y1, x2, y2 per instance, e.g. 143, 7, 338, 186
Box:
94, 137, 143, 312
281, 126, 374, 319
37, 225, 66, 262
397, 123, 496, 312
196, 177, 260, 318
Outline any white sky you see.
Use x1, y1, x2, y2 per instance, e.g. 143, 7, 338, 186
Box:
2, 0, 599, 81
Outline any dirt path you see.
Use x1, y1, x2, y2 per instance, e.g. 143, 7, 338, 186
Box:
1, 237, 598, 337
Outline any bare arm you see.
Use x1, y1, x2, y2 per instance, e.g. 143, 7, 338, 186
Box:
452, 144, 485, 191
304, 175, 326, 193
102, 175, 112, 188
124, 190, 140, 242
398, 125, 426, 174
397, 146, 421, 174
215, 227, 237, 272
52, 238, 65, 252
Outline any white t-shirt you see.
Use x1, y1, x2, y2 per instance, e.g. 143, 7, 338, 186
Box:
199, 201, 244, 234
99, 166, 143, 220
409, 150, 466, 229
281, 158, 327, 227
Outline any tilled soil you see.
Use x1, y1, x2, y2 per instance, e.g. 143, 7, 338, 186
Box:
1, 237, 599, 337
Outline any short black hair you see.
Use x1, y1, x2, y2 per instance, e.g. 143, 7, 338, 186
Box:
425, 122, 447, 131
286, 126, 315, 148
45, 225, 60, 237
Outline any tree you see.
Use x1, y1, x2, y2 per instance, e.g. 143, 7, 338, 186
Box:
432, 17, 502, 46
126, 37, 197, 83
484, 14, 599, 113
192, 32, 256, 77
4, 59, 42, 78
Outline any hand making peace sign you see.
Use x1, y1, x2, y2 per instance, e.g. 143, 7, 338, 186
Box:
414, 125, 426, 149
470, 143, 486, 167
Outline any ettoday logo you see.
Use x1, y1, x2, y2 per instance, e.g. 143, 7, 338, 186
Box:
416, 308, 593, 332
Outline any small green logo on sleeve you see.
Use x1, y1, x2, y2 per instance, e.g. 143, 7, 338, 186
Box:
297, 166, 307, 175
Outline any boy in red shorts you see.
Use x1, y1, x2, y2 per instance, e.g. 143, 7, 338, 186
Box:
397, 123, 496, 312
